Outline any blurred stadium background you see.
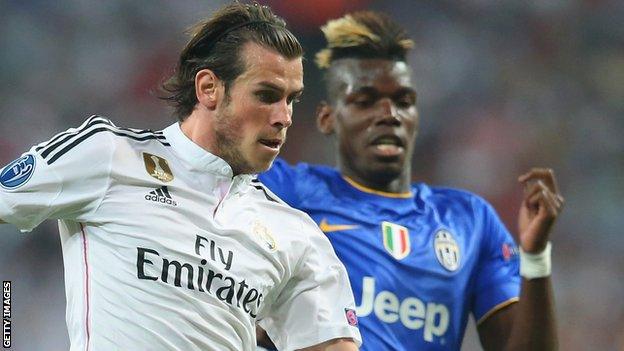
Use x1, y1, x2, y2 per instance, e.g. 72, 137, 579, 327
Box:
0, 1, 622, 350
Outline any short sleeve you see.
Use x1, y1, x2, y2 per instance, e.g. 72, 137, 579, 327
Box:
258, 158, 301, 208
258, 220, 362, 350
0, 116, 114, 232
472, 200, 521, 324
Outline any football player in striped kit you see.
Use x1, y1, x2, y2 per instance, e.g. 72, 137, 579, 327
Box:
0, 3, 361, 351
259, 11, 564, 351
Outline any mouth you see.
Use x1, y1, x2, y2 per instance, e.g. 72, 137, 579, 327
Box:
368, 134, 405, 158
258, 138, 283, 151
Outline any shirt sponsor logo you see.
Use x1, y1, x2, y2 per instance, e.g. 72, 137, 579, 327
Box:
434, 229, 460, 271
318, 218, 359, 233
381, 221, 411, 260
356, 276, 450, 343
143, 152, 173, 182
0, 154, 36, 190
145, 186, 177, 206
136, 235, 264, 318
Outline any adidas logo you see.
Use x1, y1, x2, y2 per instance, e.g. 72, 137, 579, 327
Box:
144, 186, 177, 206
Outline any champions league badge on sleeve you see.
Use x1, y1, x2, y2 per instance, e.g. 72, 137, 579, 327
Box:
0, 154, 36, 190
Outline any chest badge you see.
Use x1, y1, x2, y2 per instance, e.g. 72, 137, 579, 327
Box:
434, 229, 460, 271
143, 152, 173, 182
381, 221, 411, 260
253, 219, 278, 252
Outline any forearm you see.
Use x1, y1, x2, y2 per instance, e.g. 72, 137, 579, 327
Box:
505, 277, 558, 351
298, 338, 358, 351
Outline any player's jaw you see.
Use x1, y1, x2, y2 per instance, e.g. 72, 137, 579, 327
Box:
337, 114, 417, 187
254, 133, 285, 165
360, 134, 410, 180
232, 133, 286, 175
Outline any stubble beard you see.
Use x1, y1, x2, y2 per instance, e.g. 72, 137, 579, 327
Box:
213, 105, 256, 175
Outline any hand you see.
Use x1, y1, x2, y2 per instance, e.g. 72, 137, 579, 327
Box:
517, 168, 564, 253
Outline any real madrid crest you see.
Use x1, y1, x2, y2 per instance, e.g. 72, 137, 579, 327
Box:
433, 229, 460, 271
143, 152, 174, 182
252, 219, 278, 252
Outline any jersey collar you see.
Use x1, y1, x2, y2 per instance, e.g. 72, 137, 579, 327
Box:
162, 122, 254, 187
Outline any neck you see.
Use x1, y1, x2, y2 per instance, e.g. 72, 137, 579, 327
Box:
179, 110, 218, 154
339, 164, 412, 194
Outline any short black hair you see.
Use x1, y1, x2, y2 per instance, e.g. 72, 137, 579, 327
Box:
161, 2, 303, 121
316, 11, 413, 103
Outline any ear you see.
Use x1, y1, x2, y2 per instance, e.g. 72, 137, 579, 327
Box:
195, 69, 221, 110
316, 101, 335, 135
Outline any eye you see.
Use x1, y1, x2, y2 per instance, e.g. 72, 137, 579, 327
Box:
256, 90, 281, 104
395, 93, 416, 108
352, 94, 376, 108
287, 93, 302, 105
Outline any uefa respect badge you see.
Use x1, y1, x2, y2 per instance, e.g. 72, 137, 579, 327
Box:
0, 154, 36, 190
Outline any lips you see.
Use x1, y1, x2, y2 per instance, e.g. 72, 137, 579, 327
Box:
258, 138, 283, 150
370, 134, 404, 147
368, 133, 405, 158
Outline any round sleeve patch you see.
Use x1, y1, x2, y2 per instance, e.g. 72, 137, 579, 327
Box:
0, 154, 36, 190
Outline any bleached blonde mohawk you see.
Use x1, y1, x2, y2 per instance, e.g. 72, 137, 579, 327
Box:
315, 11, 414, 69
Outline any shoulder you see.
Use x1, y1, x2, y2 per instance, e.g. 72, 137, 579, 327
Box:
416, 183, 493, 215
248, 178, 316, 223
33, 115, 169, 165
247, 178, 326, 238
265, 158, 336, 182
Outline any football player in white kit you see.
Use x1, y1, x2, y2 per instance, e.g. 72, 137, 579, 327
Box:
0, 3, 361, 351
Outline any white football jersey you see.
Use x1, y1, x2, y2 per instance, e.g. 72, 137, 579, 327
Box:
0, 116, 361, 351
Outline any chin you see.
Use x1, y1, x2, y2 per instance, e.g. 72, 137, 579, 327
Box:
366, 160, 405, 182
248, 159, 275, 174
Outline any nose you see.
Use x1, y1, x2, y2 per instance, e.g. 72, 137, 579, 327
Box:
270, 100, 292, 129
374, 98, 401, 126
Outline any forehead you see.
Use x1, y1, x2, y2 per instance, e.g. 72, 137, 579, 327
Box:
236, 42, 303, 89
332, 58, 412, 92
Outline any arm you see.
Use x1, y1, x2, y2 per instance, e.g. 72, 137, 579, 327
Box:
0, 116, 114, 231
256, 326, 276, 350
478, 168, 563, 351
299, 338, 358, 351
257, 327, 358, 351
258, 218, 361, 350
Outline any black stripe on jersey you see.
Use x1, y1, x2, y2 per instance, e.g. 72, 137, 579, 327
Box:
252, 185, 279, 203
35, 116, 110, 153
45, 127, 171, 165
155, 188, 165, 197
36, 116, 165, 158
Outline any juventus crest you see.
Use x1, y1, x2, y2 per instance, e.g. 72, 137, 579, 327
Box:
433, 229, 460, 271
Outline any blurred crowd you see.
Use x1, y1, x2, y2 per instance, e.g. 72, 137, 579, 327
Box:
0, 1, 622, 350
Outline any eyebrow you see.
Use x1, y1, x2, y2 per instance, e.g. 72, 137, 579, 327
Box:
351, 86, 417, 98
256, 81, 304, 96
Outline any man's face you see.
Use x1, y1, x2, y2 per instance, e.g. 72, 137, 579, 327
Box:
214, 42, 303, 174
327, 59, 418, 183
